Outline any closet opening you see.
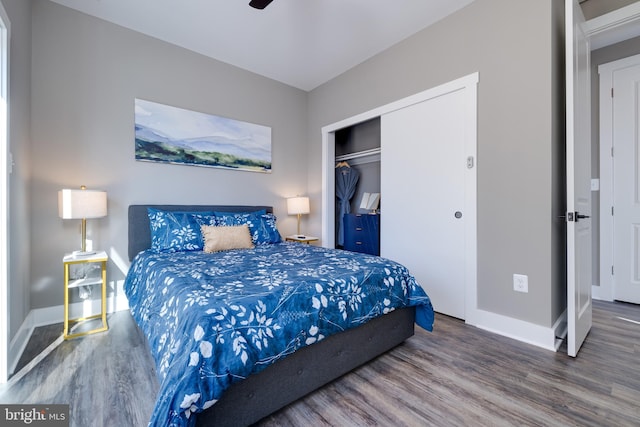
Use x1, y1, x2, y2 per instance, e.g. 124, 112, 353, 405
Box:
334, 118, 381, 255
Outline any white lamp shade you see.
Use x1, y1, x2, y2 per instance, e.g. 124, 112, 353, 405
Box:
287, 196, 310, 215
58, 189, 108, 219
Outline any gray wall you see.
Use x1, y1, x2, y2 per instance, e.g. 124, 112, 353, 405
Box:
581, 0, 640, 20
1, 0, 32, 341
307, 0, 565, 328
551, 0, 567, 321
30, 0, 308, 309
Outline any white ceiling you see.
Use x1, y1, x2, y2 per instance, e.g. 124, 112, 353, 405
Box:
49, 0, 475, 91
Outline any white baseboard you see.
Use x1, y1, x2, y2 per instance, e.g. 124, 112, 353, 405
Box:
467, 308, 561, 352
7, 294, 129, 375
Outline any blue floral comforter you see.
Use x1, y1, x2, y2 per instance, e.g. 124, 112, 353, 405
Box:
124, 242, 434, 427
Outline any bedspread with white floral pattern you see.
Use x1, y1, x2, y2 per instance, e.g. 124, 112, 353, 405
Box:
124, 242, 434, 427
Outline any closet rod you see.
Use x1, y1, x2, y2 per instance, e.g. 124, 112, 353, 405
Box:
335, 147, 381, 162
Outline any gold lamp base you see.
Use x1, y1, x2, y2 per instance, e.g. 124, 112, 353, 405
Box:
296, 213, 305, 238
73, 218, 95, 256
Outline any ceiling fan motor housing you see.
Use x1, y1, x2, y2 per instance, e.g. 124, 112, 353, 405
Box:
249, 0, 274, 10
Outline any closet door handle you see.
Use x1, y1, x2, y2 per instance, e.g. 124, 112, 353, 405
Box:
575, 212, 590, 222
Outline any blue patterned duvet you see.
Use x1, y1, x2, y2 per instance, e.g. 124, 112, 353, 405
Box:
124, 242, 434, 427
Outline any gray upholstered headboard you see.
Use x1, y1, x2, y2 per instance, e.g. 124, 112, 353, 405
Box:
128, 205, 273, 261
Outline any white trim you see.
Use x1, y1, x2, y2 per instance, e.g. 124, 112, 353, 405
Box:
585, 2, 640, 50
469, 309, 563, 352
595, 49, 613, 305
462, 75, 478, 329
0, 1, 9, 385
597, 48, 640, 73
596, 54, 640, 303
321, 130, 335, 246
7, 295, 129, 375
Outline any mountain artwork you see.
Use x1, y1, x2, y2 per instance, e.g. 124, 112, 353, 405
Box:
134, 99, 272, 173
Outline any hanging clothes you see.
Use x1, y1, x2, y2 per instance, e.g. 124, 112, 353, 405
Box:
335, 162, 360, 246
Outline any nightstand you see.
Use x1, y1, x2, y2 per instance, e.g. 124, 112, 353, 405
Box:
63, 251, 109, 339
285, 235, 319, 244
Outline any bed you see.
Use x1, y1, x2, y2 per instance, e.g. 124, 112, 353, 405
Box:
125, 204, 434, 427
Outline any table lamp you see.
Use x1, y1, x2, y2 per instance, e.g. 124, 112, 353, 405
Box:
58, 185, 107, 255
287, 196, 310, 238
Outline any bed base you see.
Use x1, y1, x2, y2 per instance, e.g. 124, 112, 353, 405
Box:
196, 306, 416, 427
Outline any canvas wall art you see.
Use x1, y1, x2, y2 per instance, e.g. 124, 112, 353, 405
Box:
134, 99, 272, 173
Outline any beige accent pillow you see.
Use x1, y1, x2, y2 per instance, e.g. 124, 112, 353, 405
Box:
201, 224, 254, 253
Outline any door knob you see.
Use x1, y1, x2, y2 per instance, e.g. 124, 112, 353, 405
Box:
562, 211, 590, 222
575, 212, 590, 222
454, 211, 462, 219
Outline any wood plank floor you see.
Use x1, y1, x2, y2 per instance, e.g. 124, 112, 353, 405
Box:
0, 300, 638, 426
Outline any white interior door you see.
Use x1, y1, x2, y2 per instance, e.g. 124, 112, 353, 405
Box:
612, 63, 640, 303
381, 89, 468, 319
566, 0, 593, 357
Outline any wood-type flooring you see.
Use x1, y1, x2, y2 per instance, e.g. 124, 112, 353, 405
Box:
0, 300, 638, 426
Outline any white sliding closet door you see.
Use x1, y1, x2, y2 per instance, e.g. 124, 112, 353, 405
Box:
381, 87, 473, 320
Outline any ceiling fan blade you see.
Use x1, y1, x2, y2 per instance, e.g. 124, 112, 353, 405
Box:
249, 0, 274, 9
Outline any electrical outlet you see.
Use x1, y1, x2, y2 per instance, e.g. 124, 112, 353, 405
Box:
513, 274, 528, 293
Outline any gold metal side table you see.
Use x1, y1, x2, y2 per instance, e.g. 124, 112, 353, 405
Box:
63, 251, 108, 339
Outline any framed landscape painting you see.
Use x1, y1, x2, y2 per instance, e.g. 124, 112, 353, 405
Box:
134, 99, 272, 173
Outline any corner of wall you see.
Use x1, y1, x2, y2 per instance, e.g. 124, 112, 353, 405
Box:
7, 294, 129, 375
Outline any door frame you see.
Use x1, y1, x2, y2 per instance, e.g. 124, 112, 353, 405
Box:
0, 2, 9, 384
321, 72, 478, 322
597, 53, 640, 302
584, 1, 640, 51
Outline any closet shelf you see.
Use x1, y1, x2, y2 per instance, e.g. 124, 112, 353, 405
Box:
335, 148, 381, 166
